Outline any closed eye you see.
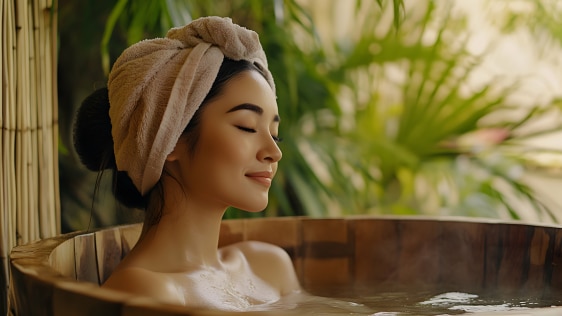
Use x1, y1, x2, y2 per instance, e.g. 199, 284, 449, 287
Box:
236, 125, 282, 143
236, 126, 256, 133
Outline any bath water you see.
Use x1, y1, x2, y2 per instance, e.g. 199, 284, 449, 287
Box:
255, 290, 562, 315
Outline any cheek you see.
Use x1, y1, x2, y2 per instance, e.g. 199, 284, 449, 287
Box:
196, 128, 250, 170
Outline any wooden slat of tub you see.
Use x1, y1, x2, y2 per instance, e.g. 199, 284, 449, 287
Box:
354, 219, 400, 289
9, 231, 83, 315
52, 281, 131, 316
354, 219, 442, 290
482, 222, 502, 290
95, 227, 123, 284
438, 221, 486, 292
119, 223, 142, 258
525, 227, 552, 293
492, 224, 534, 291
49, 238, 76, 280
9, 263, 56, 316
74, 233, 99, 284
395, 220, 442, 287
550, 229, 562, 292
301, 218, 352, 293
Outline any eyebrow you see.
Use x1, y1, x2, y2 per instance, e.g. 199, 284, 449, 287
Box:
227, 103, 280, 122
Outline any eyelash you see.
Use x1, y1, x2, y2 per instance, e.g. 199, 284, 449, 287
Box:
236, 126, 283, 143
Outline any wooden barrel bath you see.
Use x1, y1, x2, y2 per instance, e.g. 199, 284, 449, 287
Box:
8, 216, 562, 315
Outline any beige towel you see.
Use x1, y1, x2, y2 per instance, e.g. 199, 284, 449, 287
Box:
108, 16, 275, 195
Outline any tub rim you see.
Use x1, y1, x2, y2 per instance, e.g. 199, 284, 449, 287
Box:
9, 214, 562, 316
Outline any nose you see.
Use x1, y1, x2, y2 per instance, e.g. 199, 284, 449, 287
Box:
258, 136, 282, 163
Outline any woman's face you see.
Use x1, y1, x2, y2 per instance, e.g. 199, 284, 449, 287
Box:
169, 70, 282, 212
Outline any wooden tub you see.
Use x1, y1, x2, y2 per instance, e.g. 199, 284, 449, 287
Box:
8, 216, 562, 315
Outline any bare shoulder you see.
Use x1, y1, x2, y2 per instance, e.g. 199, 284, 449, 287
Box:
226, 241, 301, 294
102, 267, 182, 305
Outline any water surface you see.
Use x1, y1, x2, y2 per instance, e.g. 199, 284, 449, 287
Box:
258, 290, 562, 315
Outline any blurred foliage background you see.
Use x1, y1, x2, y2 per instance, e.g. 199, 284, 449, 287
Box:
58, 0, 562, 233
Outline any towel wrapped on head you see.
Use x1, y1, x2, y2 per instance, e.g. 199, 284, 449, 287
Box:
108, 16, 275, 195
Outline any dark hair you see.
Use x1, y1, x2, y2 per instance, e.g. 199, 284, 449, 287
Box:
73, 87, 148, 209
73, 58, 268, 224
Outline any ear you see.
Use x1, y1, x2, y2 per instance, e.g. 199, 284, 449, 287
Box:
165, 138, 186, 162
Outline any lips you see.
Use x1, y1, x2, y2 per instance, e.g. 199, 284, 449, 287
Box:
245, 171, 273, 187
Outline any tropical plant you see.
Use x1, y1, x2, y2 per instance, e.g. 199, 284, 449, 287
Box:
58, 0, 562, 231
301, 0, 562, 220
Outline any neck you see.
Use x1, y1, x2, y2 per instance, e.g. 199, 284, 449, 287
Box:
134, 177, 228, 270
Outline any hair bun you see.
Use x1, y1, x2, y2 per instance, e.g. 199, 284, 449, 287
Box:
73, 87, 116, 171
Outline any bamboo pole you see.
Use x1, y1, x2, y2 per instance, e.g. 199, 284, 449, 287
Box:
1, 1, 17, 314
51, 0, 61, 235
30, 0, 40, 243
41, 0, 60, 237
16, 0, 30, 246
4, 0, 18, 264
2, 0, 59, 313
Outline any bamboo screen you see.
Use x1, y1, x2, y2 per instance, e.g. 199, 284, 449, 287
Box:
1, 0, 60, 312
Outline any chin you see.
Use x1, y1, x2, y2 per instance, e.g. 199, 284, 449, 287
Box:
234, 200, 269, 213
227, 189, 271, 212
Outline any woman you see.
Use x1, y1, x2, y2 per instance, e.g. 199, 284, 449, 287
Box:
73, 16, 301, 310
